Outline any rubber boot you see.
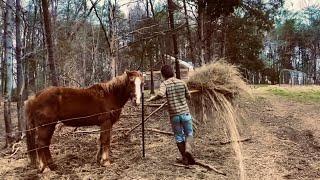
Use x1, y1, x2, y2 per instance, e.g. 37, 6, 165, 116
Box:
185, 136, 196, 165
176, 142, 188, 165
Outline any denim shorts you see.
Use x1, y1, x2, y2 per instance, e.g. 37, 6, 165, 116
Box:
170, 113, 193, 143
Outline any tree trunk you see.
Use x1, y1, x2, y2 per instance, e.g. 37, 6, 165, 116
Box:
182, 0, 195, 67
146, 0, 155, 94
1, 4, 5, 95
149, 0, 155, 16
167, 0, 180, 79
16, 0, 25, 140
23, 1, 37, 101
3, 0, 15, 147
39, 1, 46, 90
41, 0, 58, 86
149, 56, 155, 94
198, 0, 205, 66
1, 49, 4, 95
313, 44, 317, 83
108, 0, 117, 78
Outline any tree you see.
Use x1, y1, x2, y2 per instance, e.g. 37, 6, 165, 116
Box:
278, 19, 296, 70
145, 0, 155, 94
195, 0, 240, 64
16, 0, 25, 139
182, 0, 195, 66
305, 6, 320, 83
262, 2, 320, 84
41, 0, 58, 86
2, 0, 15, 147
167, 0, 180, 79
90, 0, 120, 79
107, 0, 117, 78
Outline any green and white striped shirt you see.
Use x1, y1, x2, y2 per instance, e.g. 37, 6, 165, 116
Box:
158, 77, 191, 117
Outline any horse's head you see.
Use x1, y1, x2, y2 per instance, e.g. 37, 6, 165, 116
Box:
125, 70, 143, 106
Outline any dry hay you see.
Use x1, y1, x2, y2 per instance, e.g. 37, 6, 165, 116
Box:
187, 60, 250, 180
187, 60, 250, 124
187, 60, 250, 99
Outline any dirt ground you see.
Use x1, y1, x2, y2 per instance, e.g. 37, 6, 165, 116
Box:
0, 86, 319, 179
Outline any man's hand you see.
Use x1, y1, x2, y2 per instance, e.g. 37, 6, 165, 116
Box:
146, 95, 163, 102
146, 96, 156, 102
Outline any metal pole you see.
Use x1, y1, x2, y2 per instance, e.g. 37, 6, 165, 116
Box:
141, 69, 145, 158
141, 81, 145, 157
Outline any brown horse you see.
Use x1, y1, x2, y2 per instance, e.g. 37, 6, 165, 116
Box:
25, 71, 143, 172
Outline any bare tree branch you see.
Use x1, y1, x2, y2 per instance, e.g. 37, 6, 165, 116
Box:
90, 0, 111, 53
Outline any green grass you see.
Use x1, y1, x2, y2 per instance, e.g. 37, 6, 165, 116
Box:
266, 86, 320, 103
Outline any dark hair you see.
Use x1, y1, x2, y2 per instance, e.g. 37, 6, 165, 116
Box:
161, 65, 174, 79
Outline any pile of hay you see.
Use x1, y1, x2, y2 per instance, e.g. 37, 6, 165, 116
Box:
187, 61, 249, 179
187, 61, 249, 99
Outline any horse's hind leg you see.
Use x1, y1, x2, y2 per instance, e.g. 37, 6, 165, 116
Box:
99, 120, 112, 167
37, 124, 56, 172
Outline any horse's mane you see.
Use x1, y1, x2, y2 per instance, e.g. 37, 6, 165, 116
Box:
88, 73, 128, 95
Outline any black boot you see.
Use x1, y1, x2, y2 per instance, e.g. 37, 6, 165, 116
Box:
185, 136, 196, 165
176, 142, 188, 165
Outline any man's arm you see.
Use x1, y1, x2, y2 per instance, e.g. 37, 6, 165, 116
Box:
146, 94, 163, 102
146, 83, 166, 102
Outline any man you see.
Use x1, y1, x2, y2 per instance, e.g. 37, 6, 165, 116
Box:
147, 65, 195, 165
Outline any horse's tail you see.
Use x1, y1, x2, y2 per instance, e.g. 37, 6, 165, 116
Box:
25, 96, 37, 166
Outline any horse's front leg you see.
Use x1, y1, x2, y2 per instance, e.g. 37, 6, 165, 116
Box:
37, 124, 56, 172
99, 120, 112, 167
96, 139, 102, 163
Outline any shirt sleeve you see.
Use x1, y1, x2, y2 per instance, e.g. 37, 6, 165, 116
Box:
184, 83, 191, 100
158, 82, 166, 97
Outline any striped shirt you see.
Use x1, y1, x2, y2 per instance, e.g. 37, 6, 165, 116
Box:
158, 77, 191, 117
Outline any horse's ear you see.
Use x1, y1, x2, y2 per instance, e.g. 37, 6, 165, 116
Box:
128, 75, 135, 82
125, 70, 135, 81
125, 70, 133, 75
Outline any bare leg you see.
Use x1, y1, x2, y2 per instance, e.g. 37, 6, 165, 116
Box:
37, 125, 55, 172
99, 120, 112, 167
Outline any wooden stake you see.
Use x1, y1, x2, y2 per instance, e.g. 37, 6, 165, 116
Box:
174, 158, 226, 176
146, 128, 174, 136
220, 138, 251, 145
195, 160, 226, 176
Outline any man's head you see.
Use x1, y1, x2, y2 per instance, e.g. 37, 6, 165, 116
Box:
161, 65, 174, 79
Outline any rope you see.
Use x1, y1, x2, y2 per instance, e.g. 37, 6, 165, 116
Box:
0, 106, 143, 158
1, 126, 126, 159
1, 90, 199, 141
1, 108, 123, 139
0, 96, 181, 157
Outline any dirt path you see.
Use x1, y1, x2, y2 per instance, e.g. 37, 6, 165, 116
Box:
0, 88, 319, 179
242, 90, 320, 179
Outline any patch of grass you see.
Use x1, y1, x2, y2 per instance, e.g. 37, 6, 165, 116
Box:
266, 86, 320, 103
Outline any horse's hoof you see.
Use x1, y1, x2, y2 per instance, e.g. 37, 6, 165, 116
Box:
37, 165, 45, 173
42, 167, 52, 173
101, 160, 111, 167
38, 167, 51, 173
